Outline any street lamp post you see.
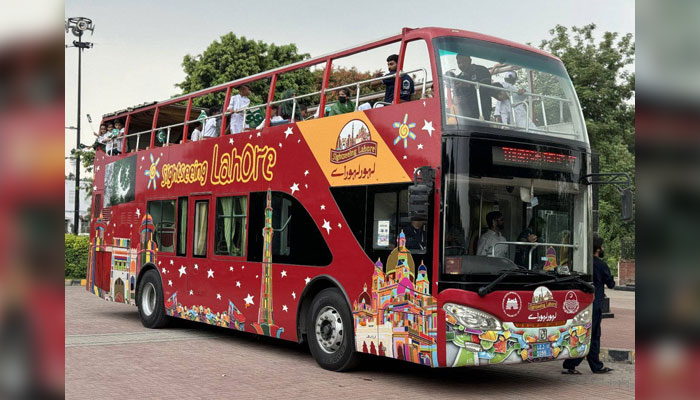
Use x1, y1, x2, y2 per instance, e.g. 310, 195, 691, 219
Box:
66, 17, 94, 234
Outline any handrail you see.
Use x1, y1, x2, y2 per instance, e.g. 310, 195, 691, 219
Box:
491, 241, 578, 270
103, 69, 431, 154
444, 112, 578, 138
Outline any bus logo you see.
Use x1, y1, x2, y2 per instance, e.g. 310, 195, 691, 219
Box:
502, 291, 522, 317
563, 290, 580, 314
330, 119, 377, 164
528, 286, 558, 311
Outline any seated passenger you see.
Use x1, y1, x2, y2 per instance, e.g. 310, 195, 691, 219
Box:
190, 121, 203, 142
256, 104, 285, 129
202, 106, 221, 139
453, 53, 492, 120
402, 217, 427, 251
279, 89, 301, 122
476, 211, 508, 258
377, 54, 414, 103
227, 85, 251, 134
328, 88, 355, 116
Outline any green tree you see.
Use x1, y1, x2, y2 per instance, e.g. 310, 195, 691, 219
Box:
176, 33, 314, 109
539, 24, 635, 272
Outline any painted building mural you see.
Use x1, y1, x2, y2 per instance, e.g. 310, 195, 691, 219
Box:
352, 231, 437, 366
444, 286, 592, 367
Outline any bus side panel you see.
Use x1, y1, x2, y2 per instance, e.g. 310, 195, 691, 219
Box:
96, 250, 112, 292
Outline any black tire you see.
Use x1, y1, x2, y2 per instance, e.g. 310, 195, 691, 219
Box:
137, 269, 169, 329
307, 288, 359, 371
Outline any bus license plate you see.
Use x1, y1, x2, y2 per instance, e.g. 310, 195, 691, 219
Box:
533, 343, 552, 358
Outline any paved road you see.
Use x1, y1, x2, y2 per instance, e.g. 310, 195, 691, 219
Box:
66, 286, 635, 399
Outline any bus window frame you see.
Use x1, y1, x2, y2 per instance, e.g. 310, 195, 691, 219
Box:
212, 192, 250, 260
190, 194, 212, 259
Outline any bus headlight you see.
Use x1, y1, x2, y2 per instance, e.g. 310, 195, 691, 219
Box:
572, 305, 592, 325
444, 303, 503, 331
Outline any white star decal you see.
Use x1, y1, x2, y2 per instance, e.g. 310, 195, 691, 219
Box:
337, 223, 342, 228
282, 305, 288, 312
297, 139, 300, 143
229, 266, 234, 271
256, 132, 261, 137
130, 224, 133, 228
194, 264, 199, 270
141, 156, 145, 161
161, 268, 166, 274
423, 100, 427, 107
320, 204, 326, 210
278, 142, 283, 148
136, 208, 141, 218
290, 183, 300, 195
284, 126, 294, 139
229, 138, 234, 145
236, 281, 241, 287
207, 269, 214, 278
292, 291, 296, 299
168, 280, 173, 287
217, 293, 222, 300
241, 266, 245, 270
256, 275, 259, 279
249, 134, 252, 139
417, 144, 424, 150
281, 270, 287, 277
422, 120, 435, 137
304, 184, 308, 189
189, 290, 194, 295
158, 261, 162, 265
321, 219, 332, 234
93, 185, 97, 191
304, 170, 309, 176
169, 260, 174, 265
178, 265, 187, 277
304, 277, 311, 285
96, 165, 100, 172
244, 294, 254, 306
403, 155, 407, 160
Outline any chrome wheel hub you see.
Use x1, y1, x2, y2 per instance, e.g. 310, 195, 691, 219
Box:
315, 306, 343, 353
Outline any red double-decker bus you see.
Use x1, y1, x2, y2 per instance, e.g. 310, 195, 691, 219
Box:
87, 27, 628, 370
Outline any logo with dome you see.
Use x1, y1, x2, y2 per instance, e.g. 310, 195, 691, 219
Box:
528, 286, 558, 311
330, 119, 377, 164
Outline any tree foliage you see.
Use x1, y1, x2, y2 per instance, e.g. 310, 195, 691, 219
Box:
65, 234, 89, 279
539, 24, 635, 271
177, 33, 314, 109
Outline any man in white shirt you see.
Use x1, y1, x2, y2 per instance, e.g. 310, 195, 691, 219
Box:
201, 106, 220, 139
500, 71, 532, 129
477, 211, 509, 258
227, 85, 251, 134
190, 121, 203, 142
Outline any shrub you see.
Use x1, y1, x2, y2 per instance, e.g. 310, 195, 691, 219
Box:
65, 234, 90, 279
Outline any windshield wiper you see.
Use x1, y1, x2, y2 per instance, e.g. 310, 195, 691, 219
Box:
524, 274, 594, 293
477, 268, 554, 297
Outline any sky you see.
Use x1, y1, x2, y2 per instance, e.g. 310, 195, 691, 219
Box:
64, 0, 634, 174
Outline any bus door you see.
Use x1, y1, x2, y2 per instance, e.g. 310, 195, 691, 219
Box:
187, 194, 213, 301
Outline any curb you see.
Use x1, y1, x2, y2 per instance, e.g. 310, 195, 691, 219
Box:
65, 279, 86, 286
600, 348, 635, 364
613, 285, 635, 292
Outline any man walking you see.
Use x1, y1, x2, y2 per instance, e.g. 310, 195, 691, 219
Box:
562, 233, 615, 374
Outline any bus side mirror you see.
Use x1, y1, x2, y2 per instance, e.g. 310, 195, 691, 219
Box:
621, 189, 633, 221
409, 166, 435, 222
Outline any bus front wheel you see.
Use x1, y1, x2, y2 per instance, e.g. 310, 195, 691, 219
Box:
307, 288, 359, 371
137, 269, 169, 329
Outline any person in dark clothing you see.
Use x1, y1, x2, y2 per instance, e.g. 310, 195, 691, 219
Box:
402, 218, 427, 252
380, 54, 414, 103
562, 233, 615, 374
453, 53, 492, 120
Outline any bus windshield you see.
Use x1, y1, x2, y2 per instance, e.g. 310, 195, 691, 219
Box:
434, 36, 587, 143
442, 138, 592, 277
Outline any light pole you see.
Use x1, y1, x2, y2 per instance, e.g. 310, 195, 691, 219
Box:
66, 17, 94, 234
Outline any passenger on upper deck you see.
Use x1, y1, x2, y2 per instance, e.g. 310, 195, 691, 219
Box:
227, 85, 251, 134
107, 120, 124, 155
499, 71, 532, 129
190, 121, 203, 142
328, 88, 355, 116
202, 106, 221, 139
453, 53, 492, 120
378, 54, 414, 103
279, 89, 301, 122
256, 104, 285, 129
92, 124, 107, 151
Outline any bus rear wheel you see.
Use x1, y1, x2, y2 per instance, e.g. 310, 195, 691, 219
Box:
307, 288, 359, 371
137, 269, 169, 329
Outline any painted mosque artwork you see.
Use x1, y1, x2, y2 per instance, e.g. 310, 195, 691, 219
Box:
352, 231, 437, 366
87, 212, 157, 305
335, 119, 372, 150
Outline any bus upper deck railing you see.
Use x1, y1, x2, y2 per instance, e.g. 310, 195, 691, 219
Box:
102, 68, 429, 155
442, 74, 577, 137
